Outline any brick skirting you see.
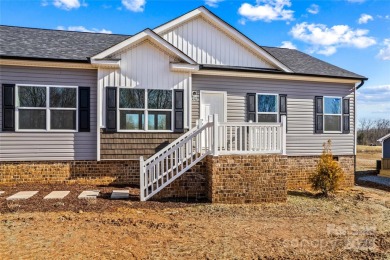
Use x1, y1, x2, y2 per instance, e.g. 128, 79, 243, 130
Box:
0, 155, 355, 203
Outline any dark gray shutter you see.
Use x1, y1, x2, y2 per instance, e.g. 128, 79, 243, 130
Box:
2, 84, 15, 131
78, 87, 90, 132
315, 96, 323, 133
279, 94, 287, 129
343, 98, 350, 134
106, 87, 117, 132
174, 89, 184, 132
247, 93, 256, 122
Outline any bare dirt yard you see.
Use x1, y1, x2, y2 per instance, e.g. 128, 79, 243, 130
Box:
1, 147, 389, 259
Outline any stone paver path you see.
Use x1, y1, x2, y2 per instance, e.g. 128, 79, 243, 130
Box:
78, 190, 100, 199
358, 175, 390, 187
6, 191, 39, 201
111, 190, 129, 199
44, 191, 70, 199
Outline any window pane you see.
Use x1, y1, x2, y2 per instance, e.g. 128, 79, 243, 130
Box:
51, 110, 76, 130
324, 97, 341, 114
324, 115, 341, 131
148, 90, 172, 109
258, 114, 278, 123
148, 111, 171, 130
19, 109, 46, 129
18, 86, 46, 107
258, 94, 277, 112
119, 89, 145, 108
120, 110, 144, 130
50, 87, 76, 108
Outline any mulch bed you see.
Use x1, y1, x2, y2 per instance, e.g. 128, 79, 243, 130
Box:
0, 183, 207, 213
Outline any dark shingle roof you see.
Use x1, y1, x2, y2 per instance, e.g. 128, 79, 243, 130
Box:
0, 25, 130, 62
262, 46, 366, 79
0, 25, 366, 79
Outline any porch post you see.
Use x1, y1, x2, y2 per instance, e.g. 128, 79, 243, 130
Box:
281, 115, 287, 155
213, 114, 219, 156
140, 156, 145, 201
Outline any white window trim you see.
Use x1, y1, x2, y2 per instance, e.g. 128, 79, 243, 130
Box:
15, 84, 78, 132
323, 96, 343, 134
256, 93, 279, 122
117, 88, 174, 132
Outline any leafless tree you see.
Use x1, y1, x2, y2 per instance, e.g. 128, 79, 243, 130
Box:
357, 118, 390, 145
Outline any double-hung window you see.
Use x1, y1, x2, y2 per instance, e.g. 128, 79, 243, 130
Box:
257, 93, 278, 123
119, 88, 172, 131
16, 85, 77, 131
323, 97, 342, 132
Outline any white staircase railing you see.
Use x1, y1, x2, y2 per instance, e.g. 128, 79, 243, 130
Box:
140, 118, 215, 201
140, 115, 287, 201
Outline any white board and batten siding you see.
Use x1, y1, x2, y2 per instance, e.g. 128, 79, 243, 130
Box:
98, 40, 191, 128
160, 16, 274, 69
192, 75, 355, 156
0, 65, 97, 161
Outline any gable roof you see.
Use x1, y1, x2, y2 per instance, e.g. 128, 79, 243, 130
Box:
91, 29, 196, 64
0, 6, 367, 80
153, 6, 292, 73
378, 133, 390, 143
0, 25, 129, 62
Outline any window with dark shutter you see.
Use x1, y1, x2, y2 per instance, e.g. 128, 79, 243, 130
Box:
279, 94, 287, 129
343, 98, 350, 134
106, 87, 117, 132
174, 89, 184, 132
247, 93, 256, 122
2, 84, 15, 131
78, 87, 90, 132
315, 96, 323, 133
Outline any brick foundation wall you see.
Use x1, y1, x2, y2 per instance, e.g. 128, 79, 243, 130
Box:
206, 155, 288, 203
286, 155, 355, 190
0, 160, 140, 185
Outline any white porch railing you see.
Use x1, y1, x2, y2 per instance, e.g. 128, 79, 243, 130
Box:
140, 115, 287, 201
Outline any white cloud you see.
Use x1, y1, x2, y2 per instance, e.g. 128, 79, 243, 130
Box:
122, 0, 145, 12
307, 4, 319, 15
290, 22, 376, 55
280, 41, 297, 49
358, 14, 373, 24
357, 85, 390, 119
238, 0, 294, 23
56, 26, 112, 34
53, 0, 81, 10
377, 39, 390, 60
205, 0, 224, 7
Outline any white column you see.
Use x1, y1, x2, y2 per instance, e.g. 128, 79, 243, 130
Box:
282, 115, 287, 155
213, 114, 219, 156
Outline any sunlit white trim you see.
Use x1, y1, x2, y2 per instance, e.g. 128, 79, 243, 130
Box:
170, 63, 200, 72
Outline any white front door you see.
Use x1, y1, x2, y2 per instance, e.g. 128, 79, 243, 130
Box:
200, 91, 226, 123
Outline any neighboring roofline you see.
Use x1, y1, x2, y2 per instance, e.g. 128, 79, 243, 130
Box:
199, 64, 368, 81
91, 28, 196, 64
153, 6, 293, 73
0, 55, 90, 63
378, 133, 390, 143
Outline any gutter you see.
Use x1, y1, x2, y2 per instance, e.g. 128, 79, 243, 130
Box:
356, 79, 366, 90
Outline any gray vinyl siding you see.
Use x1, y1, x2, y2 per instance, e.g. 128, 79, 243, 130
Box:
192, 74, 355, 156
0, 65, 97, 161
384, 139, 390, 158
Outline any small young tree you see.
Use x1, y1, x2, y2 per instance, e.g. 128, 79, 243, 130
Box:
310, 140, 344, 196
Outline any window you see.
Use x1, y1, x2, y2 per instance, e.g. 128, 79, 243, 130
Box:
118, 88, 172, 131
257, 94, 278, 122
16, 85, 77, 131
323, 97, 342, 132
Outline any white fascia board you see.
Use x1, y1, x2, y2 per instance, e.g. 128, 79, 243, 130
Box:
90, 59, 120, 68
153, 7, 292, 73
378, 133, 390, 143
92, 29, 196, 65
170, 63, 200, 72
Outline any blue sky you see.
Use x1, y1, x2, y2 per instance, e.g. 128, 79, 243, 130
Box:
1, 0, 389, 122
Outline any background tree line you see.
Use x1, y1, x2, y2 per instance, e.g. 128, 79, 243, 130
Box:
357, 118, 390, 145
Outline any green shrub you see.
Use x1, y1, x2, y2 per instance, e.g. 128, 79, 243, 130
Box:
310, 140, 344, 196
